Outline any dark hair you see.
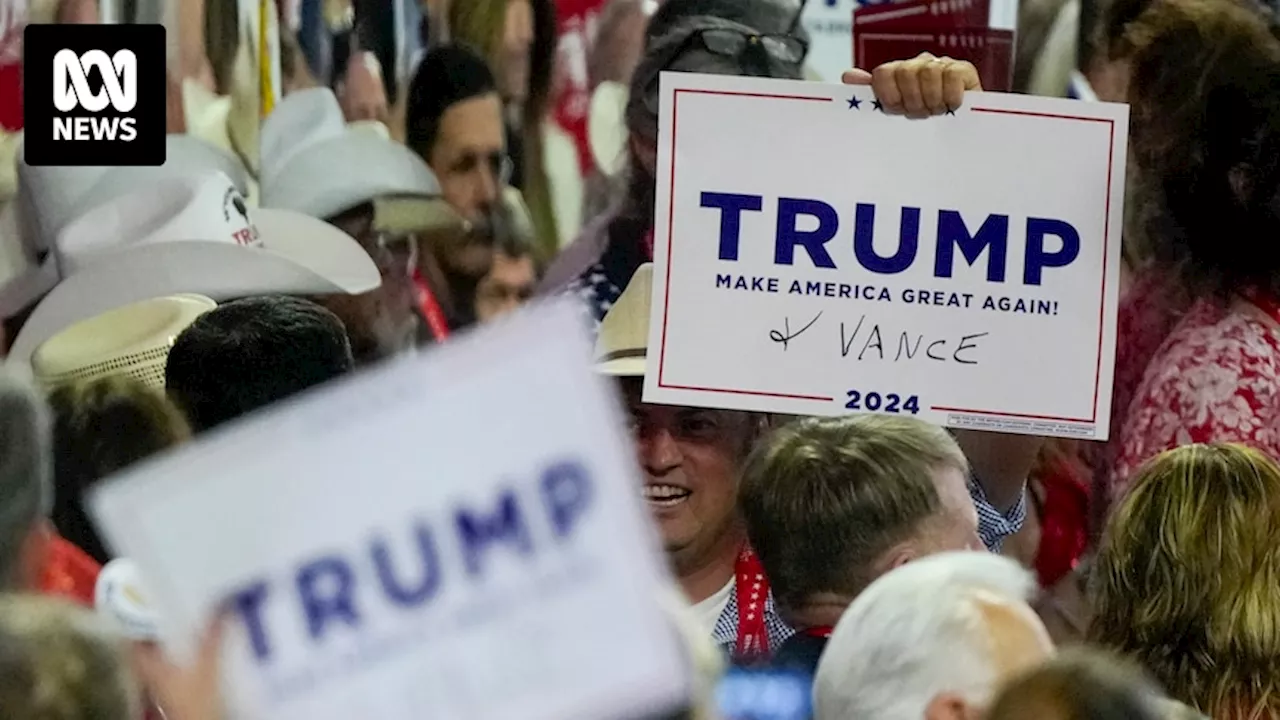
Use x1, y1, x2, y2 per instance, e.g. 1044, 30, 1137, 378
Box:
621, 15, 806, 229
48, 376, 190, 564
987, 649, 1168, 720
405, 44, 499, 161
1126, 0, 1280, 295
738, 416, 966, 612
165, 296, 354, 433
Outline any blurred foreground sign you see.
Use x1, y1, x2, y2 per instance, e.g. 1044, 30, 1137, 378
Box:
92, 301, 688, 720
646, 72, 1128, 440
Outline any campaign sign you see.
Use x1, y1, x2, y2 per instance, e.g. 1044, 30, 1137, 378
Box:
90, 301, 690, 720
645, 72, 1128, 439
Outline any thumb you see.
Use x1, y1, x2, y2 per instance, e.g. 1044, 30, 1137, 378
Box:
841, 68, 873, 85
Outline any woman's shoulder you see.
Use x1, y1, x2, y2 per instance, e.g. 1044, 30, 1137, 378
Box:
1112, 299, 1280, 487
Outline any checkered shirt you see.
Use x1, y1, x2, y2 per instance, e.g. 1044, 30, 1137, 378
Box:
710, 587, 795, 657
970, 476, 1028, 552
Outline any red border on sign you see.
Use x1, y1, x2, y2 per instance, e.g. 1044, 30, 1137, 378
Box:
656, 91, 1117, 424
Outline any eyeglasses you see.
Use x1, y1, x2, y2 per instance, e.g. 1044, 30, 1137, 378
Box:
641, 28, 809, 114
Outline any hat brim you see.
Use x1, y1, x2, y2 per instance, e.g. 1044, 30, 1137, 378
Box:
262, 133, 442, 220
595, 356, 647, 377
8, 209, 380, 363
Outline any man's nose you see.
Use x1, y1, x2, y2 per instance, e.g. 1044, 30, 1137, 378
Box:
478, 165, 501, 207
638, 427, 682, 474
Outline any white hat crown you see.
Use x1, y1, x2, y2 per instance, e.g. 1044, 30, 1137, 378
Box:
56, 172, 261, 278
259, 87, 442, 219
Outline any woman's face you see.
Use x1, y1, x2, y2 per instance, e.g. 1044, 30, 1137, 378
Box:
499, 0, 535, 103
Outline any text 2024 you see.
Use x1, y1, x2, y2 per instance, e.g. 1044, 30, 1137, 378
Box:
845, 390, 921, 415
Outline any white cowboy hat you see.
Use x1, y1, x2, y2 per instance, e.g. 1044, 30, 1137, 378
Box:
3, 134, 255, 319
594, 263, 653, 377
260, 87, 442, 219
31, 294, 216, 390
8, 171, 380, 363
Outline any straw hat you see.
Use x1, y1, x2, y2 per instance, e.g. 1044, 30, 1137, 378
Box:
594, 263, 652, 376
8, 171, 380, 364
31, 295, 216, 390
259, 87, 442, 220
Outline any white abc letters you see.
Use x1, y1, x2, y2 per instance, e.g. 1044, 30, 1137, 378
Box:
53, 49, 137, 113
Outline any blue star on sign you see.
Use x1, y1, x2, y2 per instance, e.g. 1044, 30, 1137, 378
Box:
946, 106, 957, 116
847, 95, 862, 110
872, 98, 885, 112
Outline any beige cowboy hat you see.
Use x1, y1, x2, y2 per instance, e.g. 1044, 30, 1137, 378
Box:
8, 171, 380, 364
594, 263, 652, 377
31, 294, 216, 390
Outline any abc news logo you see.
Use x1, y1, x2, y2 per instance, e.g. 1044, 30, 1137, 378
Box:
53, 49, 139, 142
23, 24, 165, 167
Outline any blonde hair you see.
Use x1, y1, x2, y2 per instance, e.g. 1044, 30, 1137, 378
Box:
0, 594, 139, 720
1089, 444, 1280, 719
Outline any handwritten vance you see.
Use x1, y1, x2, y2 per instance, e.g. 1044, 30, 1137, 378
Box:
767, 313, 988, 364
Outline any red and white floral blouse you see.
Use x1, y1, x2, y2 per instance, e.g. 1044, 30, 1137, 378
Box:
1111, 296, 1280, 496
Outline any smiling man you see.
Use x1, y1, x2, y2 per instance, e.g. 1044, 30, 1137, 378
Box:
594, 264, 792, 659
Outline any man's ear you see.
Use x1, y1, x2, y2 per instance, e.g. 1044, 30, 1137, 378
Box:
879, 542, 920, 574
924, 692, 977, 720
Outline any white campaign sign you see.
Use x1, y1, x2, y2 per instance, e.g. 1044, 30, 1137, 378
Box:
645, 72, 1128, 440
91, 301, 689, 720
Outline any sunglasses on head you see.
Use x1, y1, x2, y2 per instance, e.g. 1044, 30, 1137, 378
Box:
641, 28, 809, 114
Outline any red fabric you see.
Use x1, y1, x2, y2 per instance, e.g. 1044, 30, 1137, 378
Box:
803, 626, 834, 639
1112, 295, 1280, 495
0, 0, 25, 132
1088, 271, 1192, 505
412, 269, 450, 342
552, 0, 608, 175
38, 536, 101, 606
733, 546, 772, 658
1033, 458, 1090, 588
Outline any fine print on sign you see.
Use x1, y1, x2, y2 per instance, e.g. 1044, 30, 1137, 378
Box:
91, 301, 689, 720
645, 72, 1128, 440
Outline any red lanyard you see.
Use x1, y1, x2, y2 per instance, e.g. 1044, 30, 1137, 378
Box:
412, 268, 450, 342
804, 626, 834, 639
1243, 287, 1280, 325
734, 546, 772, 658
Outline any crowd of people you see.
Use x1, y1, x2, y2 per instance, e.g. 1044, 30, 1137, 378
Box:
0, 0, 1276, 718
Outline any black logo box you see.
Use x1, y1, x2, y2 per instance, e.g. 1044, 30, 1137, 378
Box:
23, 24, 167, 167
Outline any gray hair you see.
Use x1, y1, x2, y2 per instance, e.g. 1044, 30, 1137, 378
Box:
814, 552, 1044, 720
0, 367, 52, 588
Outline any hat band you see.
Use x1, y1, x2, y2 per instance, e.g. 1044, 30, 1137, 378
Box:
598, 347, 647, 364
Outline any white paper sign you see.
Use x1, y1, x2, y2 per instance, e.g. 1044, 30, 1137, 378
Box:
645, 72, 1127, 440
91, 301, 689, 720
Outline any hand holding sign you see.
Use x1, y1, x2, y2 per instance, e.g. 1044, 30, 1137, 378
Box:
842, 52, 983, 117
131, 612, 228, 720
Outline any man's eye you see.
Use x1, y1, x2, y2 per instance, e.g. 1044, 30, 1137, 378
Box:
679, 415, 717, 435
